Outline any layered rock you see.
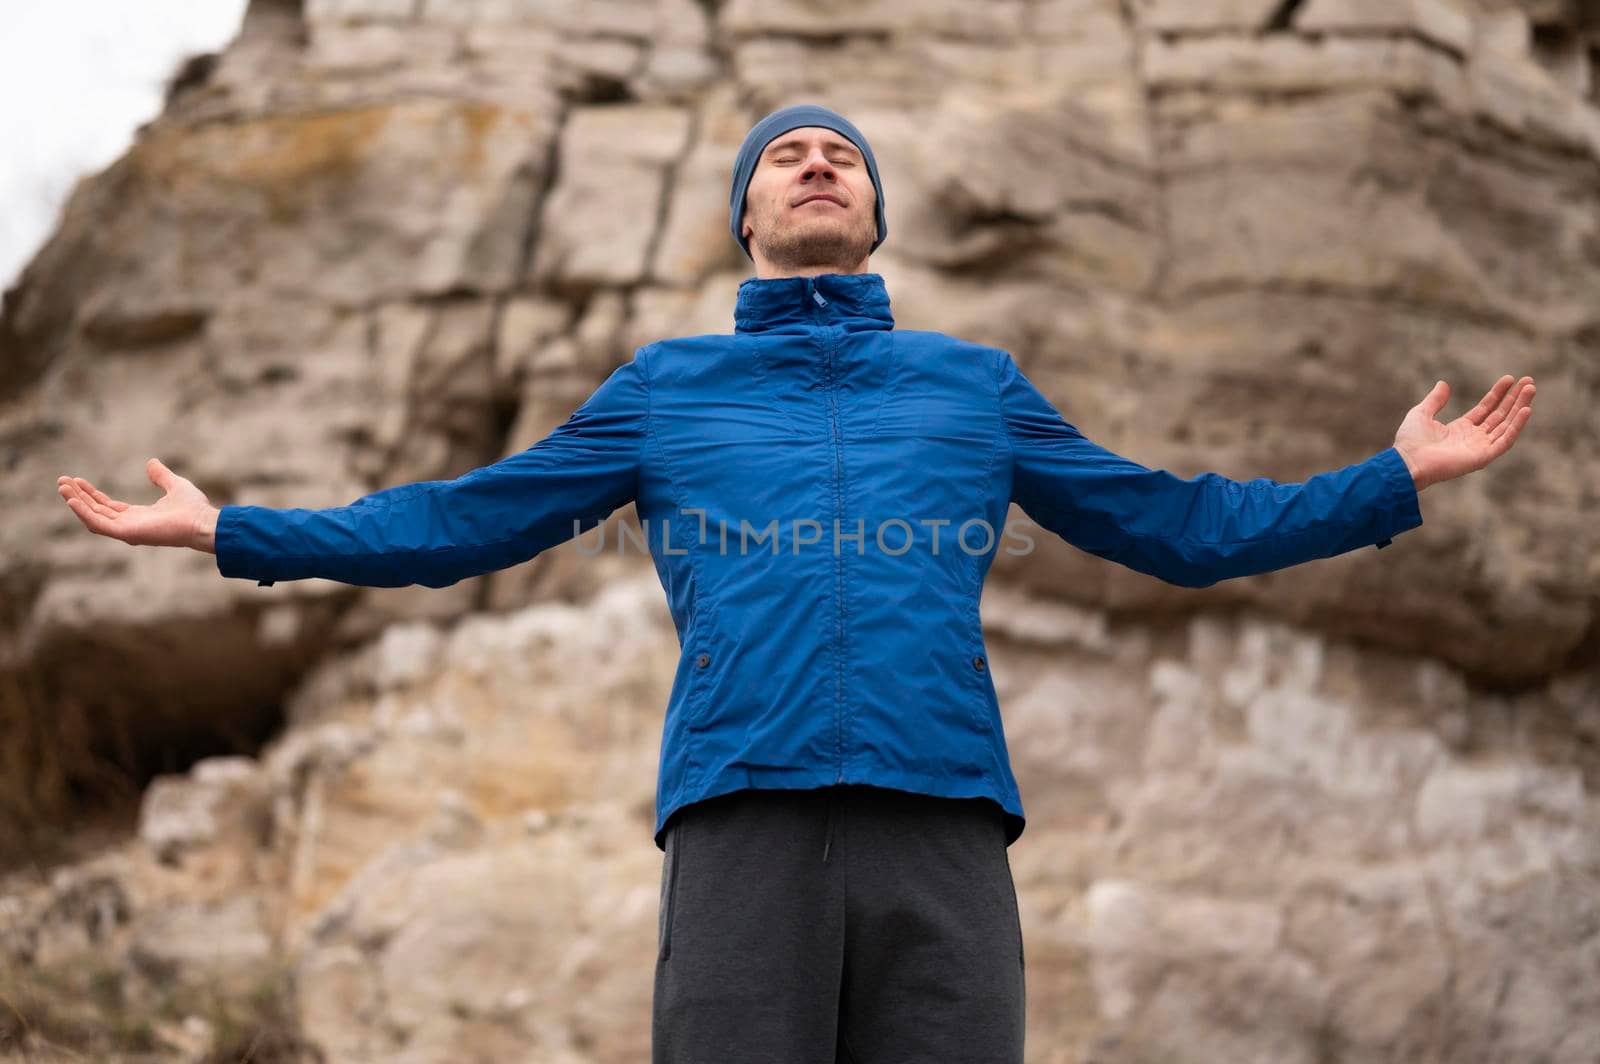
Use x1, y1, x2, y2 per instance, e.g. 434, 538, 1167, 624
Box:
3, 576, 1595, 1060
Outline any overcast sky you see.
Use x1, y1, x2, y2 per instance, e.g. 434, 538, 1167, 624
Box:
0, 0, 249, 288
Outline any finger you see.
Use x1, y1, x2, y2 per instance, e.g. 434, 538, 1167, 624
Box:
1489, 391, 1534, 443
147, 457, 175, 493
58, 479, 88, 510
1419, 379, 1450, 419
60, 490, 88, 526
62, 493, 121, 539
1482, 375, 1528, 433
59, 480, 98, 520
1488, 389, 1532, 439
68, 477, 99, 506
69, 479, 121, 521
1504, 380, 1535, 424
79, 478, 129, 513
1486, 404, 1533, 457
1463, 374, 1514, 427
1504, 376, 1529, 412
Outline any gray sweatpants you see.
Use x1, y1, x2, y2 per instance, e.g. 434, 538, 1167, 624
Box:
652, 783, 1027, 1063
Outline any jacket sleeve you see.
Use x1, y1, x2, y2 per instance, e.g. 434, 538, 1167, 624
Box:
214, 350, 650, 589
996, 350, 1423, 588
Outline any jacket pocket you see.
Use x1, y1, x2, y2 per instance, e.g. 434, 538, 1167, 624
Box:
960, 637, 1001, 737
681, 616, 724, 732
1004, 843, 1024, 972
658, 815, 684, 961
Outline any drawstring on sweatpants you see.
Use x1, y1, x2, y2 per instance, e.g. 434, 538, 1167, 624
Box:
822, 786, 835, 863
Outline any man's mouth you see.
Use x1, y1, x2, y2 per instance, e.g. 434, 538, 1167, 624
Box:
794, 194, 845, 208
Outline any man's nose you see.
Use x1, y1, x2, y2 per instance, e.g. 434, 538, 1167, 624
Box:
799, 149, 837, 181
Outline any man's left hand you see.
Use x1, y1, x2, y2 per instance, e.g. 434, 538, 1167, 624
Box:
1393, 374, 1535, 493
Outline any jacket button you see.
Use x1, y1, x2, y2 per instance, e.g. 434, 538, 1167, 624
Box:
696, 653, 710, 668
972, 655, 986, 671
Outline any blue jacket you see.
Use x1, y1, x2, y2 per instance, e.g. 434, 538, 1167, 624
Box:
215, 272, 1423, 851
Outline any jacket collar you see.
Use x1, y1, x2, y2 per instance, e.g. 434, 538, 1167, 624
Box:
733, 272, 896, 334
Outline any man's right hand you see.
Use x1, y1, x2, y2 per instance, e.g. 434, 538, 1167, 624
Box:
57, 458, 221, 555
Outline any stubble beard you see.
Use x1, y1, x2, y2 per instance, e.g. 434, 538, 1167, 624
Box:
750, 203, 876, 272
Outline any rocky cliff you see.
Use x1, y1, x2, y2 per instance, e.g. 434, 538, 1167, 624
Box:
1, 0, 1597, 1060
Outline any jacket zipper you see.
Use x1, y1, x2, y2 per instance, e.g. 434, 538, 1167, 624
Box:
809, 277, 847, 785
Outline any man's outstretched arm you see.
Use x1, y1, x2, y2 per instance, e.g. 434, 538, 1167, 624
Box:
58, 350, 651, 589
996, 351, 1535, 589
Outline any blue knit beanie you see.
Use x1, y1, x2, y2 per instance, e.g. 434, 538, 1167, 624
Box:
729, 104, 887, 261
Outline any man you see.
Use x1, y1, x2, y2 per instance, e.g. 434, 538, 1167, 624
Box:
59, 104, 1535, 1062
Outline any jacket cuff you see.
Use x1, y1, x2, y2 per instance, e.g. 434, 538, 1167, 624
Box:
214, 505, 277, 587
1371, 446, 1423, 550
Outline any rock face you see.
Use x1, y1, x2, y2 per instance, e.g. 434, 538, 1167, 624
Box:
1, 0, 1597, 1060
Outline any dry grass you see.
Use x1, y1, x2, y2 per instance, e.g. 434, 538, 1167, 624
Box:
0, 962, 160, 1061
0, 961, 324, 1063
0, 667, 143, 874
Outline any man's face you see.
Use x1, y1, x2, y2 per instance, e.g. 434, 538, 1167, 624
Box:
740, 126, 878, 275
